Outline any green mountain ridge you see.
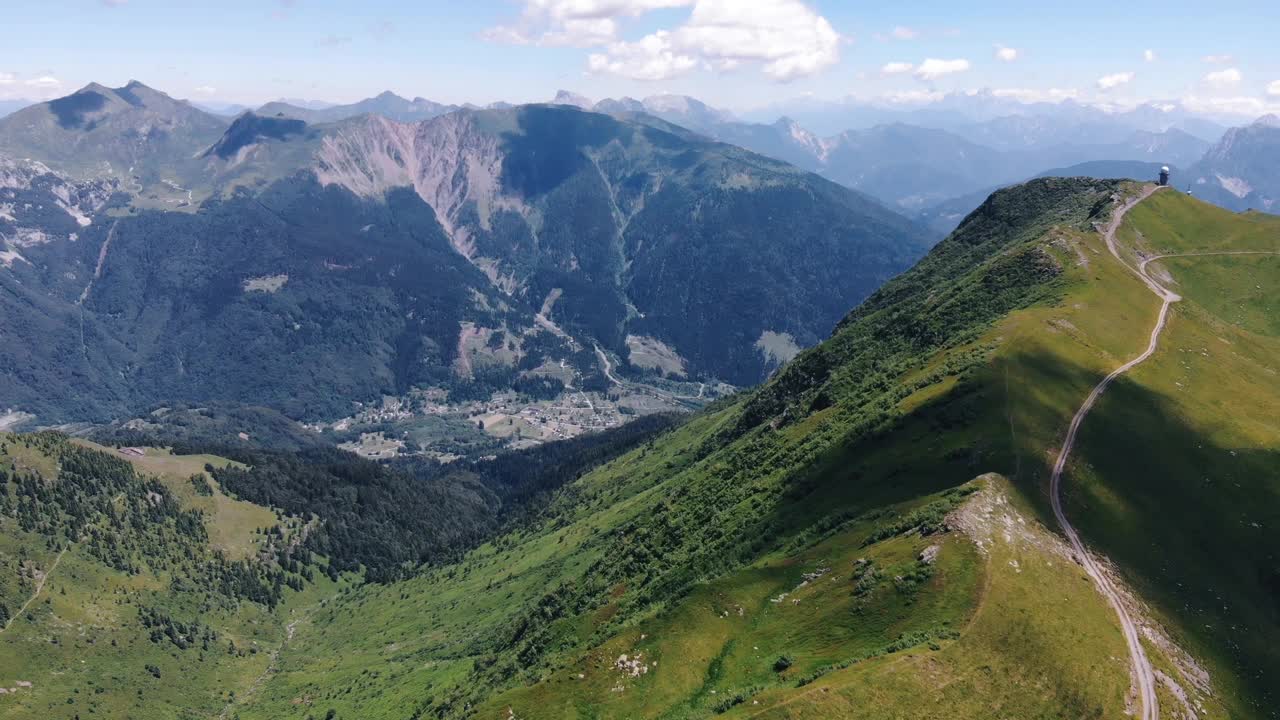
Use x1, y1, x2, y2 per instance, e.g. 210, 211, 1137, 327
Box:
5, 177, 1273, 719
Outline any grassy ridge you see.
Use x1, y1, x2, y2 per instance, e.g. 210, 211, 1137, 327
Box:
1063, 192, 1280, 717
232, 178, 1168, 719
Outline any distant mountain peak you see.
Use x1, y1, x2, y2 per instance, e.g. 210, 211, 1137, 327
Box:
552, 90, 594, 109
1254, 114, 1280, 128
78, 82, 115, 95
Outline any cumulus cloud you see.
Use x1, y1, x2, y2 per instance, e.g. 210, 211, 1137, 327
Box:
590, 0, 840, 81
1143, 49, 1155, 62
0, 72, 15, 86
1269, 80, 1280, 98
587, 32, 699, 80
880, 61, 914, 75
542, 17, 618, 46
491, 0, 840, 81
486, 0, 692, 47
1202, 54, 1233, 64
1096, 71, 1134, 91
994, 45, 1018, 62
914, 58, 970, 80
1203, 67, 1242, 89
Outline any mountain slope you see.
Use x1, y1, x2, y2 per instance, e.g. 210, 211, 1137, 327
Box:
0, 171, 538, 422
202, 104, 936, 386
1186, 114, 1280, 211
215, 179, 1276, 719
1, 93, 932, 424
3, 180, 1275, 719
0, 81, 226, 190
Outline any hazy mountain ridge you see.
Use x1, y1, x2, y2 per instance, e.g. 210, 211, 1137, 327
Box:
582, 91, 1214, 212
0, 85, 933, 425
1186, 114, 1280, 211
257, 90, 459, 124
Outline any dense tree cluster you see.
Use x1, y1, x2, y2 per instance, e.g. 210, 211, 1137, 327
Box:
1, 433, 298, 607
208, 413, 678, 583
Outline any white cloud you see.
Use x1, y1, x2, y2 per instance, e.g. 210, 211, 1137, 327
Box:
914, 58, 970, 80
1143, 49, 1155, 62
1269, 80, 1280, 98
193, 86, 217, 96
541, 17, 618, 46
890, 26, 918, 40
0, 72, 15, 86
1203, 67, 1242, 89
1202, 54, 1233, 64
583, 0, 841, 82
994, 45, 1018, 62
991, 87, 1080, 103
485, 0, 693, 47
1096, 71, 1134, 91
880, 61, 914, 75
1181, 94, 1280, 117
587, 32, 698, 80
24, 76, 62, 90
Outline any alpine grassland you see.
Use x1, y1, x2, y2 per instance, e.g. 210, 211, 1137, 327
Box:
225, 178, 1261, 720
1, 180, 1275, 719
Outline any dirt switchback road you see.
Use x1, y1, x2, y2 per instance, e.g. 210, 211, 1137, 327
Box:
1051, 187, 1280, 720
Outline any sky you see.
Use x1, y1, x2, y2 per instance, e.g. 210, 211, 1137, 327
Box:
2, 0, 1279, 118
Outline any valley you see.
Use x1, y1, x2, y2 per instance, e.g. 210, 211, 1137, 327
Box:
5, 176, 1274, 719
0, 39, 1277, 719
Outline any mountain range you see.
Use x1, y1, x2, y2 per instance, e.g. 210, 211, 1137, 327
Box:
2, 80, 1277, 431
571, 92, 1214, 215
3, 177, 1275, 719
0, 82, 931, 426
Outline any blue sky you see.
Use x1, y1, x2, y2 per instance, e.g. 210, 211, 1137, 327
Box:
2, 0, 1278, 117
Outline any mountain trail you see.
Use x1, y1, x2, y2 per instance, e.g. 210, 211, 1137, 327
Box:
2, 547, 68, 633
1051, 185, 1280, 720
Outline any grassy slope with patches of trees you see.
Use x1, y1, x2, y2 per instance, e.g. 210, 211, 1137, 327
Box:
228, 178, 1271, 720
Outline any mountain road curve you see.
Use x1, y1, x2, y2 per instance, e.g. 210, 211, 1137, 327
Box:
1049, 185, 1279, 720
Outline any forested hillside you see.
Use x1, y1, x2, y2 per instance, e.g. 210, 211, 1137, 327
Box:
1, 95, 933, 426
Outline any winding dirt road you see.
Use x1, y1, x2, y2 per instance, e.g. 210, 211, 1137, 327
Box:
1050, 187, 1164, 720
1050, 188, 1279, 720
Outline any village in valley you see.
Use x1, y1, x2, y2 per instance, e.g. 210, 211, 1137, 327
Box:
315, 371, 730, 462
